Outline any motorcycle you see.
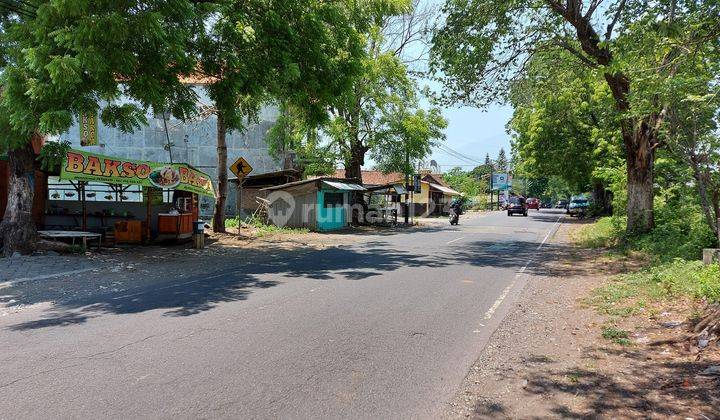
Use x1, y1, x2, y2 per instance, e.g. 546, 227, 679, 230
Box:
449, 207, 460, 225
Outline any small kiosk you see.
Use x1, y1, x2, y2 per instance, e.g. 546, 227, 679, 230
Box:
45, 149, 215, 244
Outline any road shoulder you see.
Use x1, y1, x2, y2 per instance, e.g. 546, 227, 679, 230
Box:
444, 222, 719, 419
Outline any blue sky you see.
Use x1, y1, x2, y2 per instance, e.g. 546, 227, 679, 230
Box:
429, 105, 513, 172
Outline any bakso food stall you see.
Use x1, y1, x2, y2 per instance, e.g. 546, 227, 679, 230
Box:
46, 149, 215, 244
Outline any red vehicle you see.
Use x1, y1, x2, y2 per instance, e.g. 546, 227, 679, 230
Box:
526, 197, 540, 211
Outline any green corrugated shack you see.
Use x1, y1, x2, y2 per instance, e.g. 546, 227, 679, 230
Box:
261, 177, 365, 231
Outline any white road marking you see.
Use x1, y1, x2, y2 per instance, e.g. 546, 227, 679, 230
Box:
446, 237, 465, 245
537, 215, 562, 250
483, 215, 563, 321
484, 281, 515, 320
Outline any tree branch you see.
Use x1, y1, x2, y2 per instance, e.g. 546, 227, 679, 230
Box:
605, 0, 626, 41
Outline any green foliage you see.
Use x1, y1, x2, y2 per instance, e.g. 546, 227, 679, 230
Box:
431, 0, 720, 236
36, 140, 71, 173
261, 0, 445, 178
507, 49, 623, 194
1, 0, 200, 149
601, 326, 631, 345
225, 217, 241, 229
579, 200, 715, 262
594, 259, 720, 308
575, 217, 625, 249
444, 167, 488, 196
444, 167, 489, 210
495, 148, 508, 172
266, 103, 337, 177
371, 107, 447, 175
194, 0, 366, 132
225, 216, 309, 237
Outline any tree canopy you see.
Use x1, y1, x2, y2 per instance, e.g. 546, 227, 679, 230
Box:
431, 0, 720, 233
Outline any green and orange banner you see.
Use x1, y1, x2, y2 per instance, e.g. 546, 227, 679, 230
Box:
60, 149, 215, 198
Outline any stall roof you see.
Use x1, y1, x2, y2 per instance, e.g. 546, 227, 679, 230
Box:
427, 182, 460, 195
365, 183, 407, 195
229, 169, 301, 188
322, 180, 366, 191
261, 177, 364, 192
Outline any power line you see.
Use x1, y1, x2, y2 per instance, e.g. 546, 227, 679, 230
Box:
433, 144, 483, 165
434, 143, 483, 164
439, 144, 484, 164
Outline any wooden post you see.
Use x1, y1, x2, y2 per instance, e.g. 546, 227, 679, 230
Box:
145, 188, 152, 243
238, 178, 245, 227
80, 181, 87, 231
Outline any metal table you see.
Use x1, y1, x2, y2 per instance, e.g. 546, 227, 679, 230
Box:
38, 230, 103, 250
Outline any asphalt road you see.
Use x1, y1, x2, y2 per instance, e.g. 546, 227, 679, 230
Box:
0, 209, 564, 419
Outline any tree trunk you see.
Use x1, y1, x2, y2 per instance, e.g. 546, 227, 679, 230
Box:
344, 140, 366, 184
601, 72, 656, 234
212, 112, 228, 233
0, 142, 39, 256
549, 2, 658, 234
689, 156, 719, 242
592, 181, 609, 215
624, 124, 655, 234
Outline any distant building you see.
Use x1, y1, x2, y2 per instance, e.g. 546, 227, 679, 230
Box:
330, 169, 459, 216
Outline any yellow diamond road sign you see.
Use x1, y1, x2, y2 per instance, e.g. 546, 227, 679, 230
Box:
230, 157, 253, 178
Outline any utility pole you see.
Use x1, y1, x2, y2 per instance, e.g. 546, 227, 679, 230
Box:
404, 147, 410, 224
489, 173, 494, 210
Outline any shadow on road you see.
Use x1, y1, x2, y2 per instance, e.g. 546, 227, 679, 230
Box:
4, 227, 578, 331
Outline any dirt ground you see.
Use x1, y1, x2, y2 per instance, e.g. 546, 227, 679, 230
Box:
445, 222, 720, 419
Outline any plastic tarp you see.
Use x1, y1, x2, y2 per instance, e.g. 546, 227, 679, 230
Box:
322, 180, 366, 191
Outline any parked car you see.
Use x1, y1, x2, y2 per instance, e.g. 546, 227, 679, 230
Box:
555, 199, 569, 209
507, 196, 528, 217
526, 197, 540, 211
568, 196, 590, 217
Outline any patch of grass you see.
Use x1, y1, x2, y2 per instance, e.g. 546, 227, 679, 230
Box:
601, 326, 631, 345
225, 217, 241, 228
566, 371, 582, 384
574, 216, 624, 249
587, 277, 645, 317
589, 259, 720, 318
225, 216, 309, 237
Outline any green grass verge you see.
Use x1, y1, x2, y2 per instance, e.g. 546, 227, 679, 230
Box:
225, 216, 309, 237
579, 217, 720, 317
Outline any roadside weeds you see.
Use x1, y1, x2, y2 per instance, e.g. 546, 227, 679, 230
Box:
445, 221, 719, 419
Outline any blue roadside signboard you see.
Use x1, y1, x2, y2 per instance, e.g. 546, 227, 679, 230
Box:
491, 173, 509, 190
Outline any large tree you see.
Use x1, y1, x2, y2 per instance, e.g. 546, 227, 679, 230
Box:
431, 0, 720, 233
0, 0, 200, 255
328, 0, 444, 182
507, 49, 624, 203
191, 0, 364, 232
265, 0, 446, 183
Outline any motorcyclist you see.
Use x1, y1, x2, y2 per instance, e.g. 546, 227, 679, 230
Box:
449, 198, 463, 225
